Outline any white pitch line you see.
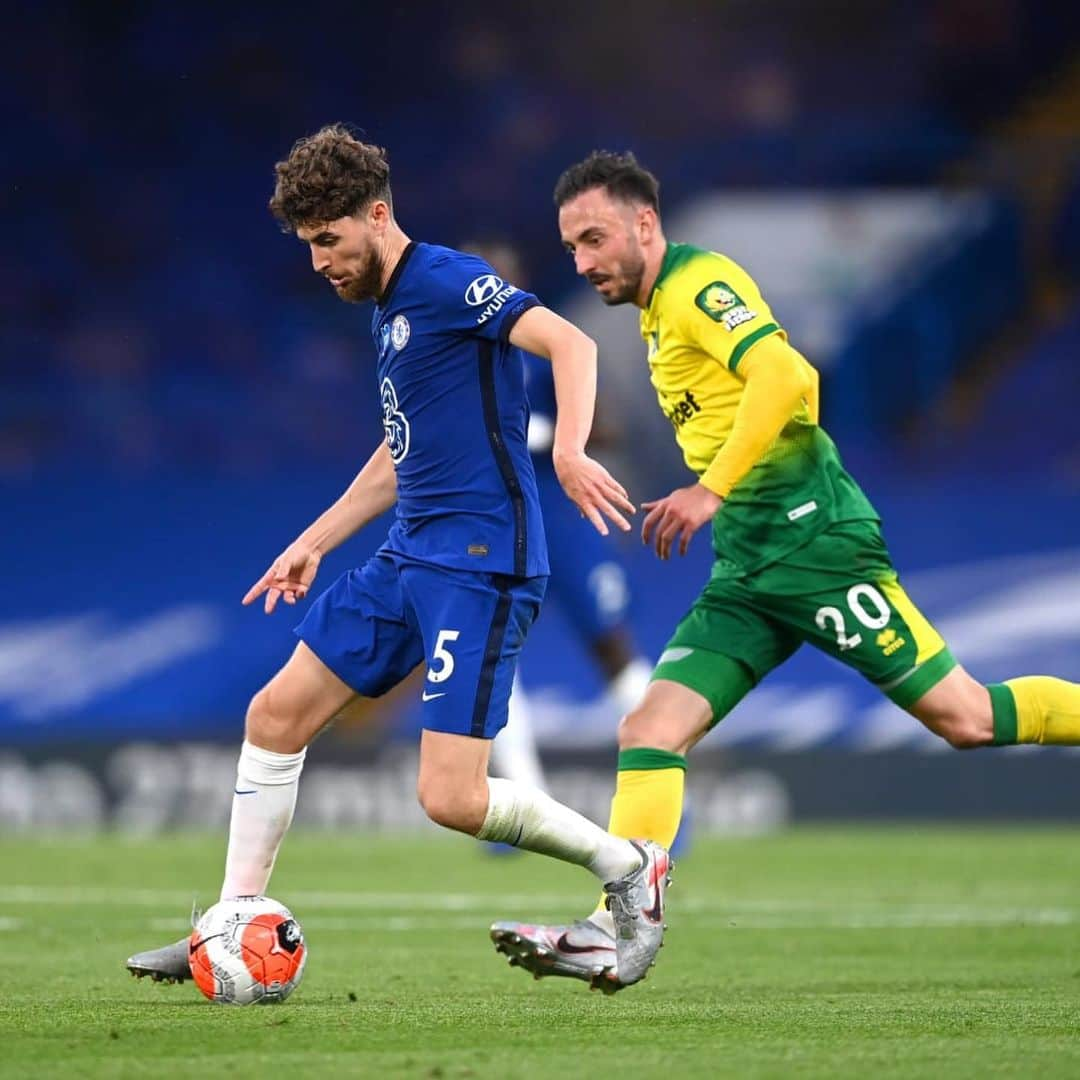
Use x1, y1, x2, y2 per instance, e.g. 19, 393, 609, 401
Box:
151, 910, 1077, 932
0, 885, 592, 911
3, 887, 1078, 930
149, 916, 489, 933
0, 917, 20, 931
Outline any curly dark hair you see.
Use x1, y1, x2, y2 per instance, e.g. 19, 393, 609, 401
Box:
553, 151, 660, 211
269, 124, 392, 231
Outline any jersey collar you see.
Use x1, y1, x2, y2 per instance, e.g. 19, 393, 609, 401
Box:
646, 242, 696, 307
647, 242, 678, 308
377, 241, 418, 308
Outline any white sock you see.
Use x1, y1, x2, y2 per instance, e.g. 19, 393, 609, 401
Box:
608, 657, 654, 716
489, 676, 547, 791
476, 777, 639, 882
220, 740, 306, 900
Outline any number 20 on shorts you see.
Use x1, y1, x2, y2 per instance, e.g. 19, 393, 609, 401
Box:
815, 583, 892, 652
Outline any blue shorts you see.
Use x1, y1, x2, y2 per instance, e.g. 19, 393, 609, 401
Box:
295, 553, 547, 739
536, 467, 632, 642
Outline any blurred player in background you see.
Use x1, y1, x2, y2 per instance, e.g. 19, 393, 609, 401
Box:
463, 240, 653, 796
492, 149, 1080, 987
126, 127, 671, 994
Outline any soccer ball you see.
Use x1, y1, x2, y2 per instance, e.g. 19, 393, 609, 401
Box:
188, 896, 306, 1005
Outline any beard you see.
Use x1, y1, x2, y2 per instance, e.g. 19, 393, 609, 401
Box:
334, 249, 384, 304
591, 252, 646, 306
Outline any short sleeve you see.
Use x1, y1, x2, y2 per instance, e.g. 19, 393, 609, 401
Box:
679, 261, 784, 373
426, 251, 541, 344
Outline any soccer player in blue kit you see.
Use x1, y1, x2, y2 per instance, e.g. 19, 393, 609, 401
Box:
125, 125, 671, 993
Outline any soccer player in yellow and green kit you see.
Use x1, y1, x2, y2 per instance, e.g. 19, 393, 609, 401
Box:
491, 150, 1080, 992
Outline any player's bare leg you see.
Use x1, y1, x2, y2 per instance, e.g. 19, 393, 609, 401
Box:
906, 665, 994, 748
126, 643, 356, 984
908, 662, 1080, 748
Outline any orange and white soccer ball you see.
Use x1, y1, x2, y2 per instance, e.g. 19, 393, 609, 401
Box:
188, 896, 306, 1005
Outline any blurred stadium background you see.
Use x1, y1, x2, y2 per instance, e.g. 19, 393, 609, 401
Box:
4, 0, 1080, 835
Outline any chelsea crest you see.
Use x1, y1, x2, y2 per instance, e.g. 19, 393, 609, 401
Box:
391, 314, 410, 350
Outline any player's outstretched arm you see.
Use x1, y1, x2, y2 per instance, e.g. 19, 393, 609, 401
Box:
699, 337, 813, 498
509, 306, 635, 535
641, 336, 812, 560
243, 441, 397, 614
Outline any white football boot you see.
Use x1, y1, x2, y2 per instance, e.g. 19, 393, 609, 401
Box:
602, 839, 672, 986
490, 918, 621, 994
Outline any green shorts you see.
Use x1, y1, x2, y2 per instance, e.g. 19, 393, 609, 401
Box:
653, 520, 956, 724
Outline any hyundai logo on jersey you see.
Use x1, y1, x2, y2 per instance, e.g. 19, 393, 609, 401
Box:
464, 274, 504, 306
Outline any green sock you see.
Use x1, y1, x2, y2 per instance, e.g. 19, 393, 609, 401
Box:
988, 683, 1018, 745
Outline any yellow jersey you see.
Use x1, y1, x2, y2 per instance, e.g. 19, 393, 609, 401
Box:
641, 242, 878, 576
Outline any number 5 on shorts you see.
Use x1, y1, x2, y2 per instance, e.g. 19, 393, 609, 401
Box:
428, 629, 460, 683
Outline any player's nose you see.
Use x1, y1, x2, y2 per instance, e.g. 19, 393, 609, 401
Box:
309, 246, 330, 274
574, 250, 595, 276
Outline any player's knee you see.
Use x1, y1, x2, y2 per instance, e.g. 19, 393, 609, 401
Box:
416, 776, 486, 834
909, 669, 995, 750
617, 706, 688, 755
245, 688, 306, 754
935, 713, 993, 750
913, 680, 994, 750
919, 701, 993, 749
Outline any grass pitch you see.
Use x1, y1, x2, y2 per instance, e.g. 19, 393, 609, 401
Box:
2, 826, 1079, 1078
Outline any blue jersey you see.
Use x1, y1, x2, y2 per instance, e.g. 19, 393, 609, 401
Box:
372, 242, 548, 578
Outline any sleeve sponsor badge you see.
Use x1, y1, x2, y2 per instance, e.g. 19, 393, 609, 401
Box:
694, 281, 756, 331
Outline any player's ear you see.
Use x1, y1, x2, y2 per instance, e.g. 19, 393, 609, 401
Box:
368, 199, 391, 230
636, 206, 656, 244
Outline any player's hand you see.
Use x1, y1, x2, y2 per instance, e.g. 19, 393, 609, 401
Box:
552, 448, 636, 536
243, 540, 322, 614
641, 483, 723, 560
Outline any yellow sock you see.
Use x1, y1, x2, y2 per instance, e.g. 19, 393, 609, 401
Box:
1004, 676, 1080, 745
592, 748, 686, 917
